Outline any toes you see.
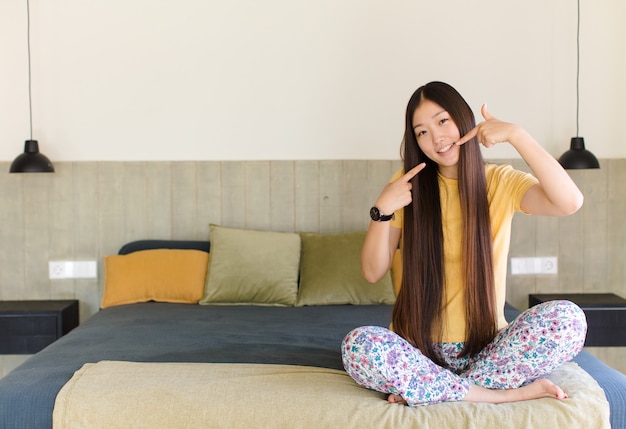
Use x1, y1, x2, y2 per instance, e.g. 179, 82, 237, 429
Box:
387, 394, 407, 404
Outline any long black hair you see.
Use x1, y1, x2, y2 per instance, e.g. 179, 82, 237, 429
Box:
393, 81, 497, 367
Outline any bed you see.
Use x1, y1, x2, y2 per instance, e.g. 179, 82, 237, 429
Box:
0, 230, 624, 428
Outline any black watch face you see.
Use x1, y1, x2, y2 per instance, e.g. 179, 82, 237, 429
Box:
370, 207, 381, 221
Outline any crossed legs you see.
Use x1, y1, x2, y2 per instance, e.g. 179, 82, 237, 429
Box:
342, 300, 587, 406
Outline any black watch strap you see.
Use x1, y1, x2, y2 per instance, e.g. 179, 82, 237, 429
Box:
370, 206, 394, 222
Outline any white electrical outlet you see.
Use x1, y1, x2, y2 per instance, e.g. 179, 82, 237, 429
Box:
49, 261, 97, 279
49, 261, 68, 279
510, 257, 558, 275
541, 257, 558, 274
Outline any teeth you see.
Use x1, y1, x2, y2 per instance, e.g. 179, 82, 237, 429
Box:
437, 144, 453, 153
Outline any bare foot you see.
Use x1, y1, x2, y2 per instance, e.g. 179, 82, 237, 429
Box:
463, 379, 568, 404
387, 393, 407, 405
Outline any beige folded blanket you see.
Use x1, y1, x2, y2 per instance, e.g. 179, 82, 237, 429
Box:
53, 361, 609, 429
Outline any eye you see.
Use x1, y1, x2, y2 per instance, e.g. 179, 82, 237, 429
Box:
415, 130, 426, 138
439, 117, 449, 125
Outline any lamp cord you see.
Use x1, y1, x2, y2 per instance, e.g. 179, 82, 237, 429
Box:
27, 0, 33, 141
576, 0, 580, 138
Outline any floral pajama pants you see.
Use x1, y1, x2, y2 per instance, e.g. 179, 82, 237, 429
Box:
341, 300, 587, 406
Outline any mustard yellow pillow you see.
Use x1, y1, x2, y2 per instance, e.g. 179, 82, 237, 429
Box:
102, 249, 209, 308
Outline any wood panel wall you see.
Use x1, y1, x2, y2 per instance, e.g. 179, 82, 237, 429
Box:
1, 159, 624, 374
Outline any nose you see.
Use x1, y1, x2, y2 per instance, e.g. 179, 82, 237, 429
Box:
431, 129, 445, 144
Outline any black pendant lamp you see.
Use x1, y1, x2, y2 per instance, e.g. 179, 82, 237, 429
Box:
10, 0, 54, 174
558, 0, 599, 170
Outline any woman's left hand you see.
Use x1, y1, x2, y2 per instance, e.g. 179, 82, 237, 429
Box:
455, 104, 525, 148
458, 104, 583, 217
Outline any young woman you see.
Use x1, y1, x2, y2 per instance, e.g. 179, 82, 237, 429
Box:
342, 81, 587, 405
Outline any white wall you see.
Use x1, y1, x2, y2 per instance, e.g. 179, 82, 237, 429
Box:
1, 0, 624, 162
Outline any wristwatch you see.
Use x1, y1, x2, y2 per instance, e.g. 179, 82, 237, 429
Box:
370, 206, 394, 222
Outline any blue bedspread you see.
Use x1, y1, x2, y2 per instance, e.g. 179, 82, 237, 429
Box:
0, 303, 391, 428
0, 303, 623, 429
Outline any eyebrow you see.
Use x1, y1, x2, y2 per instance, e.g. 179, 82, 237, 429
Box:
413, 109, 448, 130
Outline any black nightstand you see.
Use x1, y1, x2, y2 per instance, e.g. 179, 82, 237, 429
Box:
529, 293, 626, 347
0, 300, 79, 354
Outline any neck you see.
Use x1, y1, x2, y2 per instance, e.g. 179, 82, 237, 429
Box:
438, 165, 458, 179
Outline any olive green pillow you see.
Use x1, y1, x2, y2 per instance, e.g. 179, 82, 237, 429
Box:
200, 224, 301, 306
296, 231, 395, 306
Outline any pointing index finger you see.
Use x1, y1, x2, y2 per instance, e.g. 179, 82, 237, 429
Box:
456, 126, 478, 146
401, 162, 426, 182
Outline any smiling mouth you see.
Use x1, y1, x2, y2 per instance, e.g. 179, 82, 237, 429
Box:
437, 143, 455, 153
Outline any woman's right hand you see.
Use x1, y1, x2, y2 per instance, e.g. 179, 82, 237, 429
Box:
361, 163, 426, 283
374, 163, 426, 214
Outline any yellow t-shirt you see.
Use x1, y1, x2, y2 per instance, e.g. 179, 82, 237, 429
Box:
391, 163, 538, 342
